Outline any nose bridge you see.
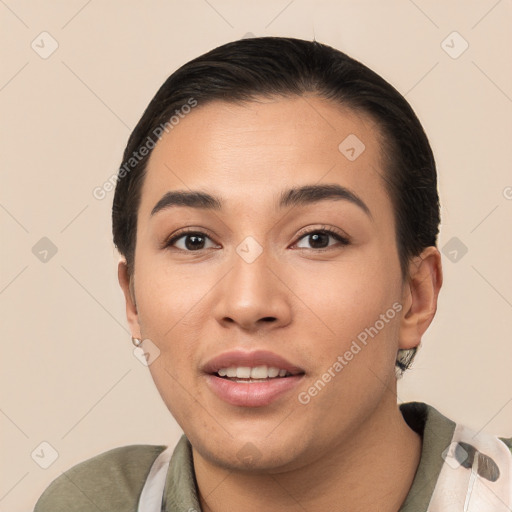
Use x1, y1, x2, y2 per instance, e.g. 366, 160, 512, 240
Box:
213, 236, 291, 329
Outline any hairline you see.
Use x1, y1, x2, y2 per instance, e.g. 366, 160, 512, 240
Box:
126, 93, 408, 282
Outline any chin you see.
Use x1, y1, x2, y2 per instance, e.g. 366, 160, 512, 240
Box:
191, 430, 310, 473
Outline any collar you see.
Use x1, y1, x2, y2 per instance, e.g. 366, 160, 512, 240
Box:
161, 402, 456, 512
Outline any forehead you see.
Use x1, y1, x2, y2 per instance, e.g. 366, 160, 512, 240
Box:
139, 96, 392, 219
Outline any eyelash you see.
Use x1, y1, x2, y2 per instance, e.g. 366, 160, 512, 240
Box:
162, 226, 350, 252
294, 226, 350, 251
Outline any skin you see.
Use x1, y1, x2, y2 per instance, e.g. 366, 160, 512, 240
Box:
118, 95, 442, 511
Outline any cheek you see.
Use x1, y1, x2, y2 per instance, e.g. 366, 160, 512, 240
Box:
294, 253, 399, 330
134, 262, 217, 424
134, 256, 215, 343
290, 256, 401, 387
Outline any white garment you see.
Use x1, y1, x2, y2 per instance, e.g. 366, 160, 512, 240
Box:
137, 426, 512, 512
427, 424, 512, 511
137, 446, 173, 512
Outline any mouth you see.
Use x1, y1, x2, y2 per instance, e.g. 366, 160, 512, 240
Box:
216, 365, 300, 381
203, 350, 305, 407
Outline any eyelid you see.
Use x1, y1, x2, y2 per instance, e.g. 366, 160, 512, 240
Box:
161, 227, 220, 250
292, 225, 351, 247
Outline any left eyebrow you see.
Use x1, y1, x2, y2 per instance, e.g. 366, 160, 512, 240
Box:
150, 183, 372, 219
279, 184, 372, 219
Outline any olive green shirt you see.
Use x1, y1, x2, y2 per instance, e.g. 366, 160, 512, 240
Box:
34, 402, 512, 511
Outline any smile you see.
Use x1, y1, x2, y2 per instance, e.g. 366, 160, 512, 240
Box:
217, 365, 295, 380
203, 351, 305, 407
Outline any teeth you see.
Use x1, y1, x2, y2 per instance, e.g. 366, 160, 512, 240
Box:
268, 367, 279, 378
237, 367, 251, 379
216, 366, 290, 379
250, 365, 268, 379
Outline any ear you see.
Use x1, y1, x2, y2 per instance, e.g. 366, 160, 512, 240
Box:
399, 246, 443, 350
118, 259, 142, 339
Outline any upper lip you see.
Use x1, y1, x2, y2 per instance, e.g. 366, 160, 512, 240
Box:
202, 350, 305, 375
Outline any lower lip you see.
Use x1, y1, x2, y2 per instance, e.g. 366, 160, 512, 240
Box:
205, 374, 304, 407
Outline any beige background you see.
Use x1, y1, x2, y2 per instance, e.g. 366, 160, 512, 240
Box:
1, 1, 511, 510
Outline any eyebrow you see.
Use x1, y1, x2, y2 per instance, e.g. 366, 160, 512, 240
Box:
150, 184, 372, 218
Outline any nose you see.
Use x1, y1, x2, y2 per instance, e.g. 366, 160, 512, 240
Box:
212, 245, 293, 332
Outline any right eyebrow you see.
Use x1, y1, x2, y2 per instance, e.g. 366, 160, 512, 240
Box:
150, 190, 222, 216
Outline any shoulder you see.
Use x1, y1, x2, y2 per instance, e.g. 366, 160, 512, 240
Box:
34, 444, 167, 512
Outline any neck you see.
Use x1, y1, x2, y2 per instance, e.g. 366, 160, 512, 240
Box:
193, 399, 422, 512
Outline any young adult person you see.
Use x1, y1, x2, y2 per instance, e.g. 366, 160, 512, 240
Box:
35, 37, 512, 512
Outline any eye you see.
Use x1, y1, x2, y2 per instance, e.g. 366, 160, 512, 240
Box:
165, 231, 219, 251
294, 229, 349, 250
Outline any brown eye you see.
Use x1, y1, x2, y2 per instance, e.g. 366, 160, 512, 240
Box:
183, 234, 206, 250
295, 230, 349, 250
166, 232, 218, 251
307, 232, 329, 249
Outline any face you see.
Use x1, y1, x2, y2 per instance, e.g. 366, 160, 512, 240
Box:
124, 96, 414, 472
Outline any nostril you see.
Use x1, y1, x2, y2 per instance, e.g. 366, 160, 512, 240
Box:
261, 317, 277, 323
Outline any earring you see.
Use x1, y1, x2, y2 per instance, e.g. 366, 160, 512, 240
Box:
132, 337, 142, 347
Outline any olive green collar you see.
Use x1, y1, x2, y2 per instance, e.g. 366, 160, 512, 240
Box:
162, 402, 456, 512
